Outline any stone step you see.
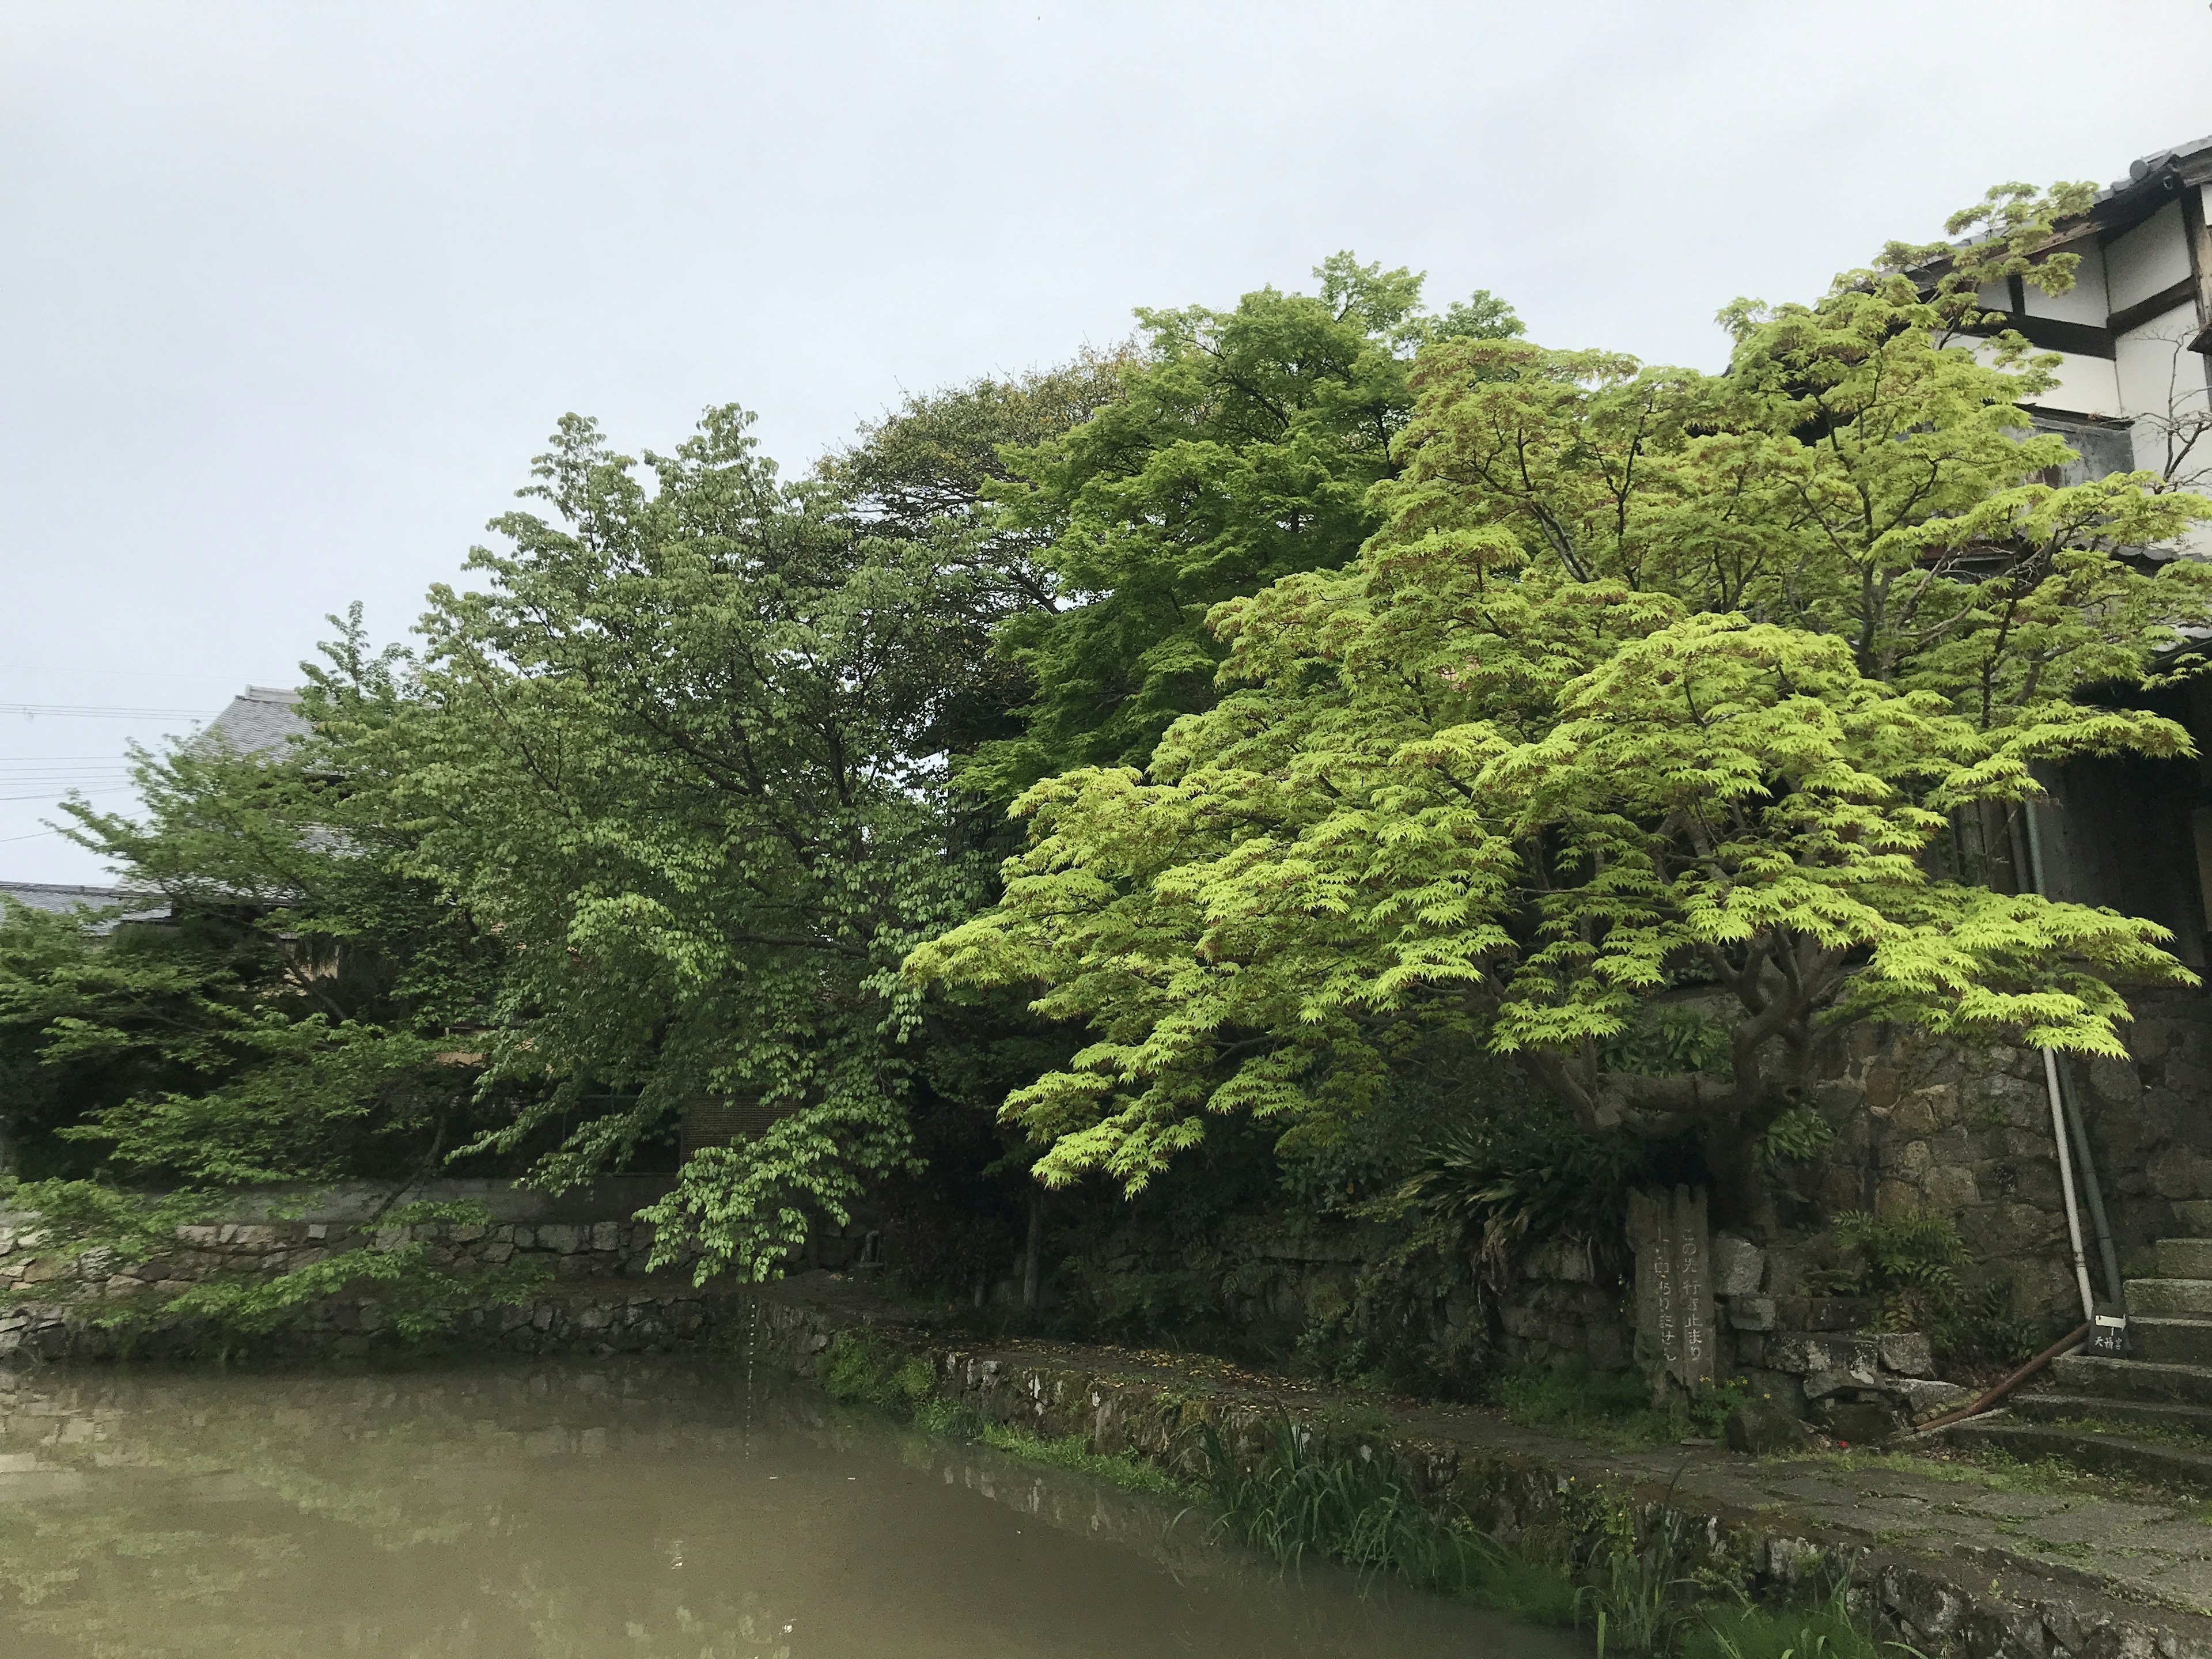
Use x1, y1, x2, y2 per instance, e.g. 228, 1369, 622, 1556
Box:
2156, 1238, 2212, 1280
1938, 1416, 2212, 1490
2052, 1351, 2212, 1405
2126, 1278, 2212, 1317
2007, 1389, 2212, 1436
2126, 1317, 2212, 1365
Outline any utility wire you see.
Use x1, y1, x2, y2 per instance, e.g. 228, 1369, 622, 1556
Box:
0, 704, 217, 719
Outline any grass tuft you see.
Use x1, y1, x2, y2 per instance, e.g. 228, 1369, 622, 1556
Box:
1493, 1359, 1743, 1450
1680, 1580, 1894, 1659
1199, 1416, 1577, 1621
975, 1421, 1196, 1501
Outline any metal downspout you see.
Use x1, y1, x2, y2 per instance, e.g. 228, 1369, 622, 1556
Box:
2022, 801, 2108, 1324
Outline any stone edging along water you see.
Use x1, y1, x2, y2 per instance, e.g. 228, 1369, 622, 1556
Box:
5, 1260, 2211, 1659
741, 1283, 2212, 1659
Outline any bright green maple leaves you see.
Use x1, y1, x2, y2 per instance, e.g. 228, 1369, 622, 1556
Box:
914, 189, 2212, 1201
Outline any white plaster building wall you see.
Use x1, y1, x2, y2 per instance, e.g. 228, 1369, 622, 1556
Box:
1957, 337, 2121, 417
2116, 304, 2206, 461
2105, 200, 2192, 312
2029, 348, 2124, 418
2022, 238, 2110, 325
2113, 301, 2212, 560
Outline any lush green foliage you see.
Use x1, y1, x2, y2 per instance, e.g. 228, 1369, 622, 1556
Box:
0, 623, 502, 1190
1683, 1582, 1892, 1659
910, 184, 2212, 1226
1396, 1093, 1671, 1282
10, 180, 2207, 1327
1199, 1416, 1570, 1612
967, 257, 1521, 796
385, 407, 1039, 1277
1819, 1209, 2040, 1364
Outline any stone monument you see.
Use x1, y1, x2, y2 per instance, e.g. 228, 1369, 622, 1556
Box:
1628, 1184, 1717, 1399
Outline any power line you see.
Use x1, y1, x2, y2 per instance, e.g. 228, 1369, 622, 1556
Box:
0, 704, 217, 719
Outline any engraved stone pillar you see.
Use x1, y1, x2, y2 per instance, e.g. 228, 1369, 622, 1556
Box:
1629, 1184, 1717, 1399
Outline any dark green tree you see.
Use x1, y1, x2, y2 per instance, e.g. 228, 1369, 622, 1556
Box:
967, 255, 1521, 797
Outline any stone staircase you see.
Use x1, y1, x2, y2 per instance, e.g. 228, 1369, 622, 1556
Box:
1941, 1203, 2212, 1488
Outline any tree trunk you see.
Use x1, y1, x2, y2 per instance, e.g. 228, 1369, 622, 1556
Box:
1020, 1191, 1043, 1311
1699, 1113, 1778, 1239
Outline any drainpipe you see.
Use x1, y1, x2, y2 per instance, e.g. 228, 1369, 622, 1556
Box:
2056, 1057, 2125, 1305
2021, 801, 2108, 1328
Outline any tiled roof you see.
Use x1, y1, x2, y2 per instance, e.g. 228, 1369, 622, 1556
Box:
2109, 134, 2212, 196
0, 881, 169, 931
201, 685, 313, 759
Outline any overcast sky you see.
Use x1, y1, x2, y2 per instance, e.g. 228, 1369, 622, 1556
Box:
3, 1, 2209, 882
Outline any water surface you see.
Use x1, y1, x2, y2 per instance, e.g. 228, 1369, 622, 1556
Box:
0, 1357, 1573, 1658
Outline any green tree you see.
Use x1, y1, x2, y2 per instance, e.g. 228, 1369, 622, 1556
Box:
0, 610, 502, 1188
909, 184, 2212, 1231
389, 407, 1032, 1277
967, 255, 1521, 797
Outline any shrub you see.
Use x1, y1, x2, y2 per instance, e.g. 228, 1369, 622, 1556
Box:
819, 1332, 935, 1415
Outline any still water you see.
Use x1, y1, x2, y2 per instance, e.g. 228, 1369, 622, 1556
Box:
0, 1357, 1571, 1658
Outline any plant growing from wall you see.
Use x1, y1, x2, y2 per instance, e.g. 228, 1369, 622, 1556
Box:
1819, 1209, 2039, 1364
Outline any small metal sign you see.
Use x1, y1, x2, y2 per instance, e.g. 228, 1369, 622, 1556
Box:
2089, 1301, 2130, 1358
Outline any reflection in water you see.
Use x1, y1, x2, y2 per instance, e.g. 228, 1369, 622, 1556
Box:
0, 1358, 1571, 1658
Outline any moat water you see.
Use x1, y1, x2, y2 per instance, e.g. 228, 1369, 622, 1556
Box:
0, 1357, 1574, 1658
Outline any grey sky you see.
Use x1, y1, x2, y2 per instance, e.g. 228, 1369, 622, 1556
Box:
4, 0, 2209, 882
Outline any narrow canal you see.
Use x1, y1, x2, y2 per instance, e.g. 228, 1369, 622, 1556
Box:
0, 1358, 1573, 1657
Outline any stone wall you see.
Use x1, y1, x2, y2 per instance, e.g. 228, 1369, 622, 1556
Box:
0, 1176, 779, 1364
1795, 988, 2212, 1319
1042, 992, 2212, 1387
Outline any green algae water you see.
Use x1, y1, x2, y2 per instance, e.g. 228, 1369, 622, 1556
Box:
0, 1358, 1573, 1658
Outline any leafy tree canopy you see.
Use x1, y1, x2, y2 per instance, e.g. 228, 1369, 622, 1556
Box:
0, 610, 500, 1188
385, 407, 1039, 1277
909, 184, 2212, 1229
965, 255, 1522, 797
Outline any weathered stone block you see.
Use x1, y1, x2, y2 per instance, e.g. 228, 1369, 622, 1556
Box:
2173, 1200, 2212, 1236
1771, 1333, 1877, 1377
1712, 1234, 1764, 1297
1891, 1378, 1970, 1418
537, 1224, 588, 1255
1728, 1296, 1777, 1332
2150, 1146, 2212, 1202
1877, 1332, 1933, 1377
1921, 1165, 1980, 1210
2085, 1055, 2142, 1106
1875, 1180, 1923, 1218
1724, 1393, 1811, 1456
